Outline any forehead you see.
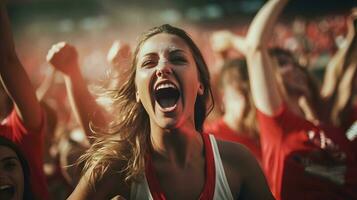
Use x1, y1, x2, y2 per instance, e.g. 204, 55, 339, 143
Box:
137, 33, 191, 58
0, 146, 18, 159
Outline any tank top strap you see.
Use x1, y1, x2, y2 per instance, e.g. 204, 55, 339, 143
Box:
208, 134, 234, 200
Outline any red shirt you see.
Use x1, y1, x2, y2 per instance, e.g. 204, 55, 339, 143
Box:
0, 109, 49, 200
204, 118, 262, 162
257, 104, 357, 200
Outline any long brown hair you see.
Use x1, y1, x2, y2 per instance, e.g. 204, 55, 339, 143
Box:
80, 24, 213, 186
219, 58, 259, 139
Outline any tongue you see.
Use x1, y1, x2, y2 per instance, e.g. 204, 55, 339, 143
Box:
158, 97, 177, 108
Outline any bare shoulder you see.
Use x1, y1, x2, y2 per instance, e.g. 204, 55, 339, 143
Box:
215, 138, 274, 200
215, 139, 257, 169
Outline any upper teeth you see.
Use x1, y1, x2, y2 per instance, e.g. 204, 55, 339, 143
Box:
0, 185, 11, 190
156, 83, 176, 90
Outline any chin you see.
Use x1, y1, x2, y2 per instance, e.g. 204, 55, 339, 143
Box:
157, 119, 179, 130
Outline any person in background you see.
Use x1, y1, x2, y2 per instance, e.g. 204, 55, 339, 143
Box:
0, 3, 49, 199
0, 136, 35, 200
45, 40, 131, 187
211, 0, 357, 199
204, 58, 261, 162
320, 8, 357, 131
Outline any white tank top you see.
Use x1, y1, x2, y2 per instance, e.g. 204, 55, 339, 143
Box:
130, 134, 234, 200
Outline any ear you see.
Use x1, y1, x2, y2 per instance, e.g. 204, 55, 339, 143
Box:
136, 91, 140, 103
198, 83, 204, 95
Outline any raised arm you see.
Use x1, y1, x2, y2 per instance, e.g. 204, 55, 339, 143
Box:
321, 11, 356, 99
245, 0, 289, 49
245, 0, 289, 116
36, 66, 57, 101
331, 43, 357, 127
321, 11, 357, 126
0, 3, 42, 130
47, 42, 108, 143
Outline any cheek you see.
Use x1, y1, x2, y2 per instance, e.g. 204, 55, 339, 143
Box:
135, 69, 155, 113
182, 70, 201, 96
135, 69, 152, 97
18, 171, 24, 190
13, 167, 25, 195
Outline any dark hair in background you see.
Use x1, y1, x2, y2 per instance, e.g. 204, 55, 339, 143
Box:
269, 47, 323, 118
0, 136, 35, 200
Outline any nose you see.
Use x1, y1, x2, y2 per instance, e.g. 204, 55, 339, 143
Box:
156, 60, 172, 77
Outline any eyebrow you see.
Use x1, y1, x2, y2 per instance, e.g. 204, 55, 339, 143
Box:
142, 52, 158, 58
169, 49, 185, 53
0, 156, 18, 162
142, 49, 186, 57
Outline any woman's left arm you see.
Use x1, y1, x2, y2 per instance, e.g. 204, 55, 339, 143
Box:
219, 141, 274, 200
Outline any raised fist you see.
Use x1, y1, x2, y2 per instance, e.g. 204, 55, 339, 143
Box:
47, 42, 79, 75
107, 40, 132, 69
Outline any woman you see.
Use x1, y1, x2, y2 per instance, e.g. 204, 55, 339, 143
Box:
0, 136, 35, 200
69, 24, 273, 199
0, 4, 49, 199
204, 59, 261, 162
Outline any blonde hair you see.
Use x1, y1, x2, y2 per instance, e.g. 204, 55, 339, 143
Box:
79, 24, 213, 186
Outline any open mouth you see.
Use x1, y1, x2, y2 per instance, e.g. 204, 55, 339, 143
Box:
154, 82, 180, 110
0, 185, 15, 200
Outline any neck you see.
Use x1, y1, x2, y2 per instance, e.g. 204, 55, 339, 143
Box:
149, 121, 203, 168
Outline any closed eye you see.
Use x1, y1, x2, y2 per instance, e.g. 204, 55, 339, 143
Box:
141, 59, 158, 68
170, 56, 187, 64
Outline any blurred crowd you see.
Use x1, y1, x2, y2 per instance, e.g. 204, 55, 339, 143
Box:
0, 0, 356, 199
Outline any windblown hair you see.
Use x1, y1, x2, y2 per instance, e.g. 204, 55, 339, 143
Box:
79, 24, 213, 186
219, 59, 259, 140
0, 136, 35, 200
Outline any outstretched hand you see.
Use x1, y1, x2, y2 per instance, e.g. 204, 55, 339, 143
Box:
47, 42, 79, 75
